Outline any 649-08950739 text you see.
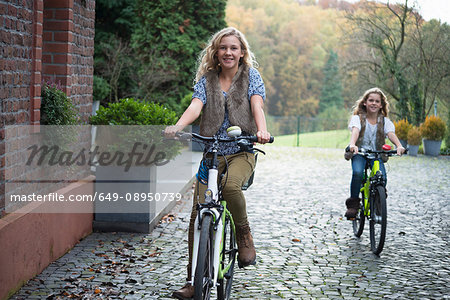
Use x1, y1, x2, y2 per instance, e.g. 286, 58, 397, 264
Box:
9, 192, 182, 203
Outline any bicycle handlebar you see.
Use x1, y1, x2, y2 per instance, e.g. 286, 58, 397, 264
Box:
345, 146, 408, 157
176, 132, 274, 144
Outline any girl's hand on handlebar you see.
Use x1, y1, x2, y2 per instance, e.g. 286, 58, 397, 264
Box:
396, 146, 406, 156
256, 130, 271, 144
164, 125, 183, 138
349, 144, 358, 154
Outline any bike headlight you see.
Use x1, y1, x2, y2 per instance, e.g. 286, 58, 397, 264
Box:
227, 126, 242, 137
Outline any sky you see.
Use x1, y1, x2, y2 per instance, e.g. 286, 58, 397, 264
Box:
345, 0, 450, 24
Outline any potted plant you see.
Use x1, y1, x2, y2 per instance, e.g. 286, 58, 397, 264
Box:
394, 119, 412, 148
407, 126, 421, 156
420, 116, 446, 156
90, 98, 181, 233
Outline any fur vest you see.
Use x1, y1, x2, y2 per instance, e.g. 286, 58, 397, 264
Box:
356, 113, 385, 151
199, 64, 257, 137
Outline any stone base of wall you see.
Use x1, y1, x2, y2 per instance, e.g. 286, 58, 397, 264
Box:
0, 176, 95, 300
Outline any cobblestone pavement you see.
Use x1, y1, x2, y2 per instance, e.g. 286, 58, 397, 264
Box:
11, 147, 450, 299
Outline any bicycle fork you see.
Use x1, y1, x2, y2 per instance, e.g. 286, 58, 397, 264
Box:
191, 163, 223, 288
191, 207, 223, 288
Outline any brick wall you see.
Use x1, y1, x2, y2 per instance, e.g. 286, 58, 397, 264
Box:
42, 0, 95, 123
0, 0, 95, 215
0, 0, 37, 215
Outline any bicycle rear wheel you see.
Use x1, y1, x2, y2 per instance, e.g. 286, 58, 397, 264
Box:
217, 214, 237, 300
352, 194, 365, 237
194, 214, 214, 299
369, 185, 387, 255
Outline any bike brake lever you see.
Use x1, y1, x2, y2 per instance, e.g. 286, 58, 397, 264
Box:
253, 147, 266, 155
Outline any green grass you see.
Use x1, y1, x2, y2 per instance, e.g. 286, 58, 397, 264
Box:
270, 129, 449, 154
272, 129, 350, 148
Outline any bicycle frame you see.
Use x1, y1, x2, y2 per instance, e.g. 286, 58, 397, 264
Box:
174, 130, 273, 297
351, 146, 404, 255
191, 145, 236, 289
360, 159, 382, 217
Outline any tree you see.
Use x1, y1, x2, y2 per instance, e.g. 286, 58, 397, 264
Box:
343, 0, 449, 124
407, 19, 450, 123
94, 0, 138, 102
132, 0, 226, 113
319, 50, 343, 112
343, 1, 414, 120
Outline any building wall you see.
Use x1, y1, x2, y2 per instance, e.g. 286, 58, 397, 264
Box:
0, 0, 39, 215
0, 0, 95, 214
0, 0, 96, 298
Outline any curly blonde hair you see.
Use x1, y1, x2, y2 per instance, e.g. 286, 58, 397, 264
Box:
194, 27, 257, 83
352, 87, 390, 116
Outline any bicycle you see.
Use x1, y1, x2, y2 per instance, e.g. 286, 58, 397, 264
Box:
176, 128, 273, 300
346, 144, 406, 255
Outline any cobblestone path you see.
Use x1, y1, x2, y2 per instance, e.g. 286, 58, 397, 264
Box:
11, 147, 450, 299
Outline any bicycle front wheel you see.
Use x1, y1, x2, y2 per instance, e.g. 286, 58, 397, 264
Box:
352, 194, 365, 237
369, 185, 387, 255
194, 214, 214, 300
217, 214, 236, 300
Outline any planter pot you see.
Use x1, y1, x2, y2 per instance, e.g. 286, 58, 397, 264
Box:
399, 139, 408, 149
407, 144, 419, 156
422, 139, 442, 156
93, 165, 157, 233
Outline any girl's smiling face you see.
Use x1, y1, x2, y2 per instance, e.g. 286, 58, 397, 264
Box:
364, 93, 382, 114
216, 35, 244, 70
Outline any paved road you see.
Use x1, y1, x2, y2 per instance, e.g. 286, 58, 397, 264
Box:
11, 147, 450, 299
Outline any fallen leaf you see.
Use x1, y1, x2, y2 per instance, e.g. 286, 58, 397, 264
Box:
125, 278, 137, 284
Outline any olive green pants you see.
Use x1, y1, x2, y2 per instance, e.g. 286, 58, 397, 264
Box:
186, 151, 256, 279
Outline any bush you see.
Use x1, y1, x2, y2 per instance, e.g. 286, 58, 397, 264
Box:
41, 83, 80, 125
90, 98, 181, 162
420, 115, 446, 141
394, 119, 412, 141
407, 126, 421, 145
93, 75, 111, 103
90, 98, 178, 125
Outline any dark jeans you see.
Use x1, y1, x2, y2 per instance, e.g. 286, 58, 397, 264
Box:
350, 154, 386, 199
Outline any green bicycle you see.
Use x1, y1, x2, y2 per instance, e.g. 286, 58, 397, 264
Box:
177, 129, 273, 299
349, 145, 406, 255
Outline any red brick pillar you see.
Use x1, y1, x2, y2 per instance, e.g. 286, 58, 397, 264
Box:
30, 0, 44, 125
42, 0, 74, 95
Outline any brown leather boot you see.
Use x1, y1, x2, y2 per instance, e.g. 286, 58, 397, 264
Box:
345, 197, 360, 220
236, 224, 256, 268
172, 282, 194, 300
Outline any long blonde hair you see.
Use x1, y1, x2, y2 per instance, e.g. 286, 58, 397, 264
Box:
194, 27, 257, 83
352, 87, 390, 116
